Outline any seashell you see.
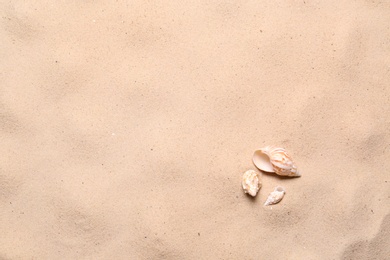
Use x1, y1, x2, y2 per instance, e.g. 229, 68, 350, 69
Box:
253, 146, 300, 177
242, 170, 261, 197
264, 186, 285, 206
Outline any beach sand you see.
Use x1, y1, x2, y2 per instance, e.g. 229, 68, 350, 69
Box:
1, 1, 389, 259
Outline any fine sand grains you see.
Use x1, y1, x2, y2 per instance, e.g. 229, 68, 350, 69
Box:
1, 0, 390, 259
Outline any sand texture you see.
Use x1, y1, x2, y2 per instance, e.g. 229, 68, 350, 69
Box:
1, 1, 390, 259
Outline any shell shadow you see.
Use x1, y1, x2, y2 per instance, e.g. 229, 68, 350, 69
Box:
258, 170, 301, 180
245, 192, 259, 203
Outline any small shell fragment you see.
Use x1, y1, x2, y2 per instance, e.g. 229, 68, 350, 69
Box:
242, 170, 261, 197
264, 186, 285, 206
253, 146, 300, 177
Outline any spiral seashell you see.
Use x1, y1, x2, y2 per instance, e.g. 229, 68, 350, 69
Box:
253, 146, 300, 177
242, 170, 261, 197
264, 186, 285, 206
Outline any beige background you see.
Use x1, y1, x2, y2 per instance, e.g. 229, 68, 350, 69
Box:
1, 0, 390, 259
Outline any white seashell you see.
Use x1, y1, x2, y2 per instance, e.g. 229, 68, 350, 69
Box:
253, 146, 300, 177
264, 186, 285, 206
242, 170, 261, 197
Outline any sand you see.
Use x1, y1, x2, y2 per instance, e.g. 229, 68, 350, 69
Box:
1, 1, 390, 259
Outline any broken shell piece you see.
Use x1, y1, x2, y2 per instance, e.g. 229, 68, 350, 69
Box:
253, 146, 300, 177
264, 186, 285, 206
242, 170, 261, 197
